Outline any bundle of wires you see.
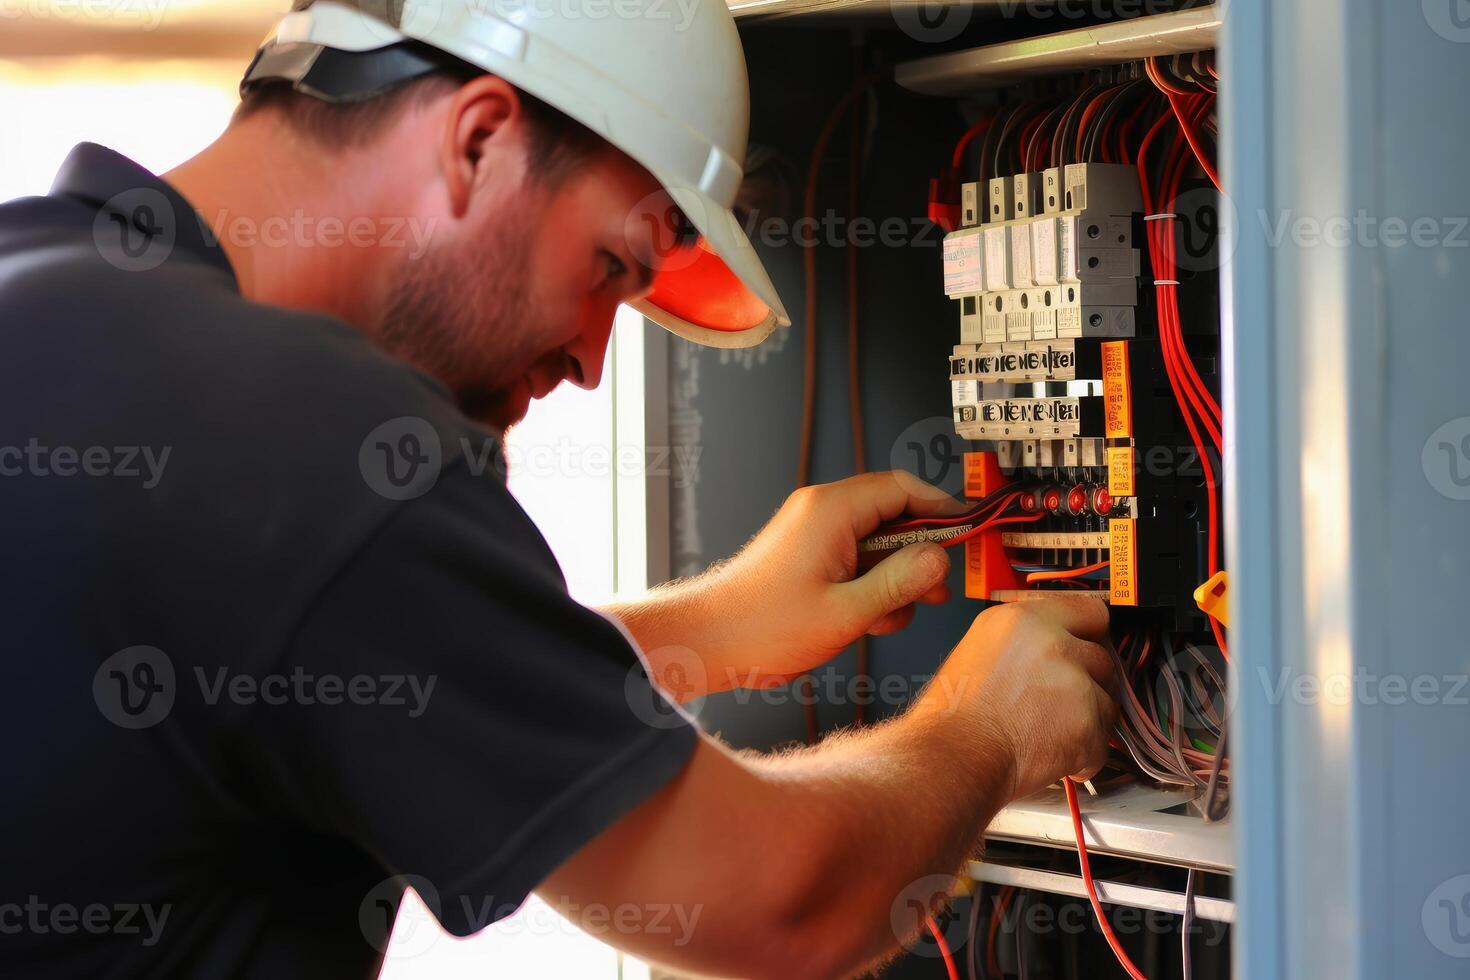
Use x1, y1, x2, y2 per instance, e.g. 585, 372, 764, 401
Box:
1111, 630, 1229, 792
1135, 55, 1228, 658
863, 484, 1047, 553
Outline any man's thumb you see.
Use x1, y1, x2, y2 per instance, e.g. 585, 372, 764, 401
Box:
841, 542, 951, 624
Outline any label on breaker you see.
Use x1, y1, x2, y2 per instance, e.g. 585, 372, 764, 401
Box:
984, 226, 1010, 289
1001, 530, 1111, 549
942, 232, 983, 296
1057, 306, 1081, 337
1058, 216, 1077, 283
1109, 518, 1138, 606
982, 306, 1006, 344
950, 340, 1079, 383
1030, 305, 1057, 340
1005, 309, 1030, 342
1010, 225, 1034, 287
1032, 218, 1059, 285
979, 397, 1083, 426
1107, 445, 1136, 497
1101, 340, 1132, 438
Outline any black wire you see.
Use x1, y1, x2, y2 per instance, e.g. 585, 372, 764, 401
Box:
992, 100, 1041, 179
968, 885, 986, 980
1117, 91, 1167, 164
1054, 82, 1102, 167
1079, 85, 1121, 163
1084, 80, 1146, 163
1015, 892, 1027, 980
1028, 102, 1069, 171
1049, 88, 1088, 169
1202, 724, 1228, 821
979, 98, 1021, 186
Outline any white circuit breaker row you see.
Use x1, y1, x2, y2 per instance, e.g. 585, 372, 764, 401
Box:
945, 163, 1145, 442
943, 163, 1144, 346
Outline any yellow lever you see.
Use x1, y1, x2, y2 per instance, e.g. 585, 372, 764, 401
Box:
1192, 570, 1230, 628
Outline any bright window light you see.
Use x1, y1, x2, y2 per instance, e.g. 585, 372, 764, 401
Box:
0, 59, 241, 202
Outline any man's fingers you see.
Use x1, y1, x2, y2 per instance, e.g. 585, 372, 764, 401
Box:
1064, 636, 1117, 689
867, 580, 950, 634
867, 604, 917, 636
835, 542, 950, 630
826, 470, 968, 537
1014, 593, 1111, 644
917, 582, 951, 605
1070, 680, 1121, 782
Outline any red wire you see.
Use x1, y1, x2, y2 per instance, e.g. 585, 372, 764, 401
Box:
926, 913, 961, 980
1147, 60, 1221, 190
1076, 86, 1118, 161
1144, 56, 1192, 96
1142, 114, 1222, 445
878, 490, 1020, 534
1018, 112, 1049, 172
952, 114, 995, 169
946, 510, 1046, 548
1065, 778, 1149, 980
1136, 91, 1231, 658
1116, 94, 1162, 165
1025, 559, 1109, 583
1171, 96, 1225, 431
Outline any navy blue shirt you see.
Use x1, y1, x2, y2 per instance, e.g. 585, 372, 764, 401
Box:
0, 144, 696, 978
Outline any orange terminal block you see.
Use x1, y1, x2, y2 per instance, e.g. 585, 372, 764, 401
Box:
962, 451, 1021, 601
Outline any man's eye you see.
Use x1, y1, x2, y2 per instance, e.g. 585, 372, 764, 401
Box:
602, 251, 627, 285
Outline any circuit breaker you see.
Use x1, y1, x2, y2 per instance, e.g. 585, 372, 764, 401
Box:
942, 163, 1219, 628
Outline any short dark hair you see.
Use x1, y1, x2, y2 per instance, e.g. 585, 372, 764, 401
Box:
234, 64, 607, 184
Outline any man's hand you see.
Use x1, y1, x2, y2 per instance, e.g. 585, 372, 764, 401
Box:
542, 595, 1121, 980
604, 471, 965, 697
918, 594, 1119, 799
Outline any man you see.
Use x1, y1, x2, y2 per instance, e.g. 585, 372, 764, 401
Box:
0, 1, 1118, 976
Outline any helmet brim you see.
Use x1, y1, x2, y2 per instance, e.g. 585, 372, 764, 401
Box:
627, 183, 788, 349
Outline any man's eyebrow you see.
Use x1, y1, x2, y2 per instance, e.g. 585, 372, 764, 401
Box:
630, 251, 657, 289
629, 202, 693, 289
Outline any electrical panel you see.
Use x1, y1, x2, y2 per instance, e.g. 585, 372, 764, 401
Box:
941, 163, 1220, 629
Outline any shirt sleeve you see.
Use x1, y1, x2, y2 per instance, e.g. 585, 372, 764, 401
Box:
246, 461, 698, 936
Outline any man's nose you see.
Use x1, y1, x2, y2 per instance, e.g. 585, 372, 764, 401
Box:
564, 313, 616, 391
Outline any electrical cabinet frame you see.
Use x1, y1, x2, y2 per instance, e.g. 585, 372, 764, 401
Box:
633, 2, 1470, 977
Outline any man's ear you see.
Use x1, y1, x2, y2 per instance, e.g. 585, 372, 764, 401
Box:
440, 75, 522, 218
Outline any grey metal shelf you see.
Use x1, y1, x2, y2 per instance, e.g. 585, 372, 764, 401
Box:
968, 861, 1236, 922
894, 5, 1220, 96
986, 778, 1233, 873
728, 0, 1021, 20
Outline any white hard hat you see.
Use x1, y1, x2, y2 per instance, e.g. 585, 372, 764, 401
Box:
241, 0, 789, 349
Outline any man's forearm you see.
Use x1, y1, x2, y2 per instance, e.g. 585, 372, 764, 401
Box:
746, 694, 1013, 976
602, 569, 754, 700
542, 687, 1016, 979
